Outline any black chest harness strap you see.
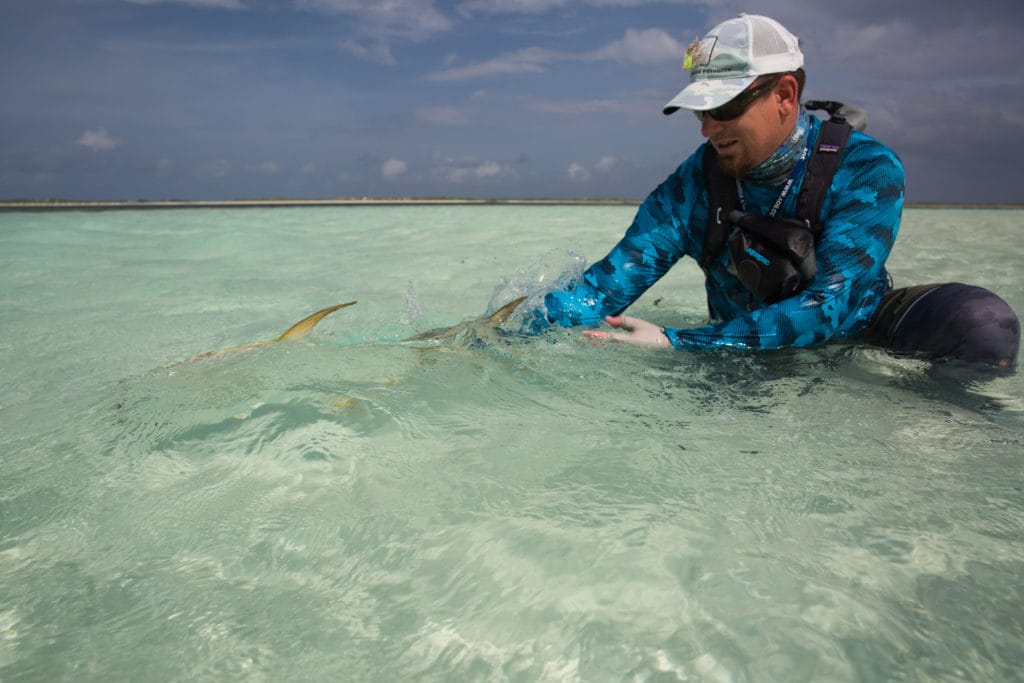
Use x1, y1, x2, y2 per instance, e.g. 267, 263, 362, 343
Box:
699, 111, 853, 305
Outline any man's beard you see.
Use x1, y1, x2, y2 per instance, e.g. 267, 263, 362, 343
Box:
717, 155, 755, 179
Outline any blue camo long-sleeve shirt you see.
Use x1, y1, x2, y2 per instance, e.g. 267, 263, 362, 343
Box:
539, 115, 906, 351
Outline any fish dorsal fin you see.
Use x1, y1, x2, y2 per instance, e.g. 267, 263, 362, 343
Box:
485, 296, 527, 326
276, 301, 357, 341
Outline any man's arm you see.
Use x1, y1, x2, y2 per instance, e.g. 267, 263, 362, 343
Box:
537, 162, 700, 329
663, 139, 905, 351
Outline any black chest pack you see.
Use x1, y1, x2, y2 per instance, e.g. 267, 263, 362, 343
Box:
700, 101, 856, 306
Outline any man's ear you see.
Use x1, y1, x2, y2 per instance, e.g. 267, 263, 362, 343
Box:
775, 74, 800, 116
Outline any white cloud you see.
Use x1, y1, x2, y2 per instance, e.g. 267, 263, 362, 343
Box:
595, 155, 619, 172
425, 28, 679, 82
122, 0, 246, 9
456, 0, 569, 14
195, 158, 230, 179
588, 28, 684, 65
338, 39, 396, 65
425, 47, 556, 81
301, 162, 318, 175
77, 128, 121, 151
416, 106, 470, 125
430, 157, 515, 183
298, 0, 452, 64
566, 162, 591, 182
298, 0, 450, 38
474, 161, 503, 178
456, 0, 690, 15
382, 158, 408, 178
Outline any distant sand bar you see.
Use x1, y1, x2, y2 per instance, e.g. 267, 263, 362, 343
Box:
0, 198, 641, 211
2, 198, 1021, 211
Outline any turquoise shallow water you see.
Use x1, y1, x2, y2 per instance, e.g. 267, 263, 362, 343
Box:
1, 206, 1022, 681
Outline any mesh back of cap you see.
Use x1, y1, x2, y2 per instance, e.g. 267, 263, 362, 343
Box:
748, 16, 791, 57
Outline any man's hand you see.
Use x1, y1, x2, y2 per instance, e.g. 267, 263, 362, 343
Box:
581, 315, 671, 347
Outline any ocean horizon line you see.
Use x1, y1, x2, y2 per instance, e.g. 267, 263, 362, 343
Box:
1, 197, 1022, 211
0, 197, 641, 211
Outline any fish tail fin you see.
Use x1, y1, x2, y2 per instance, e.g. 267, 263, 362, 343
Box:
276, 301, 357, 341
486, 296, 527, 326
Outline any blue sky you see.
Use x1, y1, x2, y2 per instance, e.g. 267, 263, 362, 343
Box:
2, 0, 1022, 202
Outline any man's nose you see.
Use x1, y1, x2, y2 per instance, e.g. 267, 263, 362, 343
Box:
700, 114, 725, 138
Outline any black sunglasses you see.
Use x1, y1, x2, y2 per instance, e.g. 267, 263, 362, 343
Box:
693, 76, 782, 123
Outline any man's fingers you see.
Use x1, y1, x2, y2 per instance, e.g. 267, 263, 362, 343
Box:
605, 315, 632, 331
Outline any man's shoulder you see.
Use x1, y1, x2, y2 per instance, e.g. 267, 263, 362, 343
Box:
822, 124, 905, 204
810, 121, 906, 194
806, 113, 901, 166
843, 127, 903, 172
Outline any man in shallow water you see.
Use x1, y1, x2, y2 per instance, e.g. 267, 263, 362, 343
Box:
528, 14, 1020, 368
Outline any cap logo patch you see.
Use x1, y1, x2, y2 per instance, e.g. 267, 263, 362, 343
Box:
683, 36, 717, 71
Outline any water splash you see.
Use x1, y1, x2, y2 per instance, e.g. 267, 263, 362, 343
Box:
487, 248, 587, 324
404, 280, 423, 328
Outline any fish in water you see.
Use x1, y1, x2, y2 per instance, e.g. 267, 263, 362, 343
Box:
181, 295, 524, 363
404, 296, 526, 346
183, 301, 356, 362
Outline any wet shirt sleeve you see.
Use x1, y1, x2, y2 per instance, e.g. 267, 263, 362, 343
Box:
539, 159, 701, 328
664, 137, 905, 351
